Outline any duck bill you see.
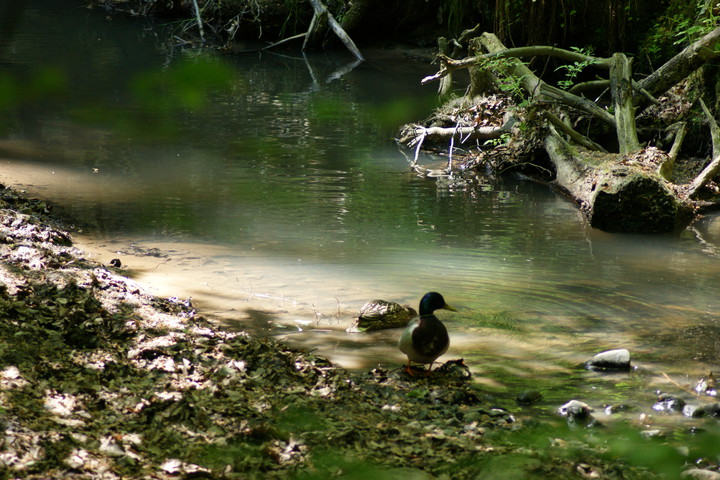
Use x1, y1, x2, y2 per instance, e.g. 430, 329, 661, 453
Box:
443, 303, 457, 312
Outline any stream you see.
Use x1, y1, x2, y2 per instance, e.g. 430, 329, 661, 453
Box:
2, 1, 720, 422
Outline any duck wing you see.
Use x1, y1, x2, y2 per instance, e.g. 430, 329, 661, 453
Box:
412, 315, 449, 358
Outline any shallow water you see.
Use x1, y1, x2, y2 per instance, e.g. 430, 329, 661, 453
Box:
3, 1, 720, 417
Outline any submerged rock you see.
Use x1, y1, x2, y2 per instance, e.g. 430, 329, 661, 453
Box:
516, 389, 543, 406
558, 400, 598, 427
586, 348, 631, 371
604, 403, 633, 415
685, 402, 720, 418
694, 372, 718, 397
682, 468, 720, 480
653, 393, 687, 413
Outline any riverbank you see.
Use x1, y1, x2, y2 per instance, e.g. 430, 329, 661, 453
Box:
1, 184, 696, 479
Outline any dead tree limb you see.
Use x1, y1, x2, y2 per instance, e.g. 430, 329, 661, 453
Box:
306, 0, 364, 62
437, 37, 454, 97
398, 123, 511, 147
543, 111, 608, 153
610, 53, 641, 154
544, 131, 691, 232
421, 45, 613, 86
476, 34, 690, 231
659, 122, 687, 180
303, 4, 328, 51
638, 27, 720, 100
191, 0, 205, 42
475, 33, 616, 126
421, 34, 616, 126
701, 98, 720, 155
404, 29, 720, 232
687, 99, 720, 199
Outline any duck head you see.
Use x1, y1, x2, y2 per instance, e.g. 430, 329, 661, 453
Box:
419, 291, 457, 316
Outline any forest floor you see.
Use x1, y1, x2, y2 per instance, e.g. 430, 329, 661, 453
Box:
0, 183, 702, 479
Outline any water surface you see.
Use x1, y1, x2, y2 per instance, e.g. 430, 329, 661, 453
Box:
3, 1, 720, 417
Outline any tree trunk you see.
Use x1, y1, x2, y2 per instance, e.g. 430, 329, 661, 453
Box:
545, 134, 692, 232
610, 53, 640, 154
475, 33, 693, 232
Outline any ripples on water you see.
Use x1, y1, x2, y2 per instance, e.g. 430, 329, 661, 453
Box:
4, 2, 720, 413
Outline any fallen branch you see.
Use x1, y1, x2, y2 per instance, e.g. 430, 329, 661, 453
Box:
191, 0, 205, 42
405, 29, 720, 232
399, 124, 509, 146
610, 52, 641, 154
476, 33, 616, 127
422, 45, 613, 86
687, 99, 720, 199
638, 27, 720, 100
701, 97, 720, 155
306, 0, 364, 62
543, 111, 608, 153
260, 33, 306, 51
659, 122, 687, 180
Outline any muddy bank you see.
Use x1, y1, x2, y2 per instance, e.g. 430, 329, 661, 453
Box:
0, 183, 714, 479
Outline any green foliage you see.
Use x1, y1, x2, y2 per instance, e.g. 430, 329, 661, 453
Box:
484, 132, 513, 148
641, 0, 716, 64
476, 56, 530, 106
672, 3, 719, 46
555, 47, 596, 90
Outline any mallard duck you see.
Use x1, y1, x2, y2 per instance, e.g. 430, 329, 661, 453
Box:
346, 300, 417, 333
398, 292, 456, 374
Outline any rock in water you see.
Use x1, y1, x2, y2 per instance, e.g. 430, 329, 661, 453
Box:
652, 393, 686, 413
516, 390, 543, 406
586, 348, 631, 371
558, 399, 597, 426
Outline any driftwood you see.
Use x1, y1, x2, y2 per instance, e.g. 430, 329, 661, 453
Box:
398, 122, 514, 146
687, 99, 720, 199
190, 0, 204, 42
405, 29, 720, 232
305, 0, 364, 61
244, 0, 364, 65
